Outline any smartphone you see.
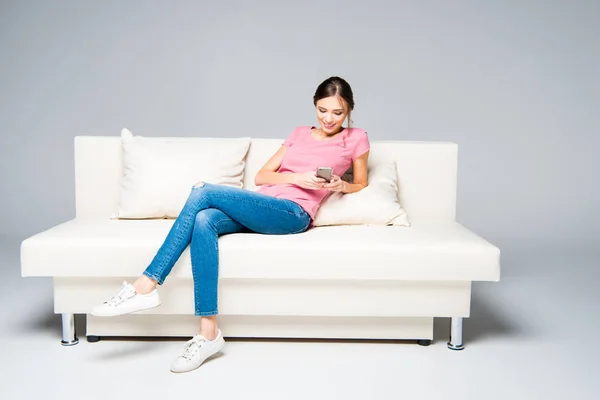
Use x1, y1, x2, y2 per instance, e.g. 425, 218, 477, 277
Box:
316, 167, 333, 183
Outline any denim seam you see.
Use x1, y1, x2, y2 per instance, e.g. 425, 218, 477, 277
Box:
142, 271, 162, 283
211, 218, 228, 316
152, 198, 206, 283
196, 310, 218, 316
193, 215, 230, 316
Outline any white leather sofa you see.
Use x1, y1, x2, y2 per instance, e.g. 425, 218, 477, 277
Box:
20, 136, 501, 350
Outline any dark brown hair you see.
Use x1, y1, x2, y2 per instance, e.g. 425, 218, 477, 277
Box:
313, 76, 355, 128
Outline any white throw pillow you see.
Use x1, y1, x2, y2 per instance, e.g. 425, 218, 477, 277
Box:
115, 128, 251, 219
313, 161, 410, 227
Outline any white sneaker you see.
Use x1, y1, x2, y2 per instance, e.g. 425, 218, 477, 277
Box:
90, 281, 161, 317
170, 330, 225, 373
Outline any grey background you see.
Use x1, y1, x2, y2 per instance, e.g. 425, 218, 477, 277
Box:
1, 2, 600, 398
1, 0, 599, 263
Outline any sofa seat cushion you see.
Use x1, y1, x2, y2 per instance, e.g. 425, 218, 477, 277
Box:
21, 219, 500, 281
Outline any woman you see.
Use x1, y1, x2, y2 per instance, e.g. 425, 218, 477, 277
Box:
91, 76, 371, 373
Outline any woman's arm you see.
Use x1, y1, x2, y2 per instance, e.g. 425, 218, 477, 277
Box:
255, 146, 328, 189
343, 151, 369, 194
254, 146, 295, 186
323, 151, 370, 194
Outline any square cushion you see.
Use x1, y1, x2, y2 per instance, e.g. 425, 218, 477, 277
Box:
314, 161, 410, 227
115, 128, 251, 219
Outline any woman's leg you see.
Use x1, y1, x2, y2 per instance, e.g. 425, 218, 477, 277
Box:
170, 187, 311, 373
142, 182, 310, 287
140, 188, 210, 287
91, 182, 310, 317
189, 185, 311, 336
191, 208, 246, 340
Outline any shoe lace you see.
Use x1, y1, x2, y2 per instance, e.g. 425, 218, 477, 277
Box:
181, 336, 206, 360
106, 282, 133, 307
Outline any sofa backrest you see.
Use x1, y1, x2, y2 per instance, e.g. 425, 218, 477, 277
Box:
74, 137, 457, 222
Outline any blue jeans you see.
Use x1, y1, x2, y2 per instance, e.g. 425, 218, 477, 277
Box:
142, 182, 311, 316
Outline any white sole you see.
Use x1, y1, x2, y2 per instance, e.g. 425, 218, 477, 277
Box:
90, 301, 162, 317
131, 302, 162, 315
170, 340, 226, 373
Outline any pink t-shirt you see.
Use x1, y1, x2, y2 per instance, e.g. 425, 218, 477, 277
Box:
257, 126, 370, 221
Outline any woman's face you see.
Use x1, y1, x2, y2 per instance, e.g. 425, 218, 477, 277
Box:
315, 96, 348, 136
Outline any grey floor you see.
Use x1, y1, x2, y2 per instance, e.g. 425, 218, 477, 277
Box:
1, 236, 599, 400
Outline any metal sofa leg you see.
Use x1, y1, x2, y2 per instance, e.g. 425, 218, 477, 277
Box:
60, 313, 79, 346
447, 317, 465, 350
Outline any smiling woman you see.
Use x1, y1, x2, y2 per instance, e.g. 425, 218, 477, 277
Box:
312, 76, 355, 135
255, 76, 370, 217
90, 76, 370, 373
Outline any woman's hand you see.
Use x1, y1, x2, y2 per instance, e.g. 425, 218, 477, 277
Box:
293, 172, 327, 190
323, 175, 346, 193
